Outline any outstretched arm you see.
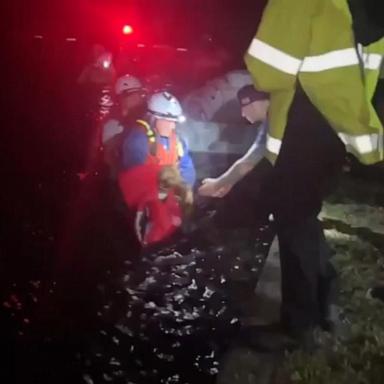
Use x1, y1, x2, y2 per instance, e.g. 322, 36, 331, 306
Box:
199, 123, 266, 198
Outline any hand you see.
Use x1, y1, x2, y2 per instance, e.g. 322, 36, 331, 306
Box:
198, 178, 233, 198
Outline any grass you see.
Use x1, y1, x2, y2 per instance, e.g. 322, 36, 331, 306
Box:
284, 174, 384, 384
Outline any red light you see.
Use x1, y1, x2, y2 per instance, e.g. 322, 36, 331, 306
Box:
122, 25, 133, 35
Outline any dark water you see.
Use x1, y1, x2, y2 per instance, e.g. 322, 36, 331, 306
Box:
0, 155, 275, 384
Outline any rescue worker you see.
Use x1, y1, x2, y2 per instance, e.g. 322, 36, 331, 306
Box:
77, 45, 116, 89
198, 85, 268, 199
101, 74, 147, 178
241, 0, 384, 350
118, 92, 196, 246
77, 45, 117, 121
77, 45, 117, 174
120, 91, 196, 188
197, 86, 273, 290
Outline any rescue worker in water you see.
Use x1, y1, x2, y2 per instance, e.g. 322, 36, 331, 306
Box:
118, 91, 196, 246
101, 74, 147, 179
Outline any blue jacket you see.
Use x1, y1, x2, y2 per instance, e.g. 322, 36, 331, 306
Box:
121, 130, 196, 187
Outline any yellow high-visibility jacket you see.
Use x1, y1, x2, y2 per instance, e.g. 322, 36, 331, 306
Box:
245, 0, 384, 165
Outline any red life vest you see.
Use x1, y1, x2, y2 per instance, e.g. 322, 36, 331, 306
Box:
134, 191, 182, 246
118, 163, 182, 246
136, 120, 184, 167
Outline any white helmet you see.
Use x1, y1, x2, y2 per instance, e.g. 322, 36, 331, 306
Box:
115, 74, 143, 96
147, 92, 185, 122
95, 52, 113, 69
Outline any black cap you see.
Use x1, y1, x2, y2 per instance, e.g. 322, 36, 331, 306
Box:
237, 85, 269, 106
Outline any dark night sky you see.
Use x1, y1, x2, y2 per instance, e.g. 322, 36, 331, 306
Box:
3, 0, 266, 50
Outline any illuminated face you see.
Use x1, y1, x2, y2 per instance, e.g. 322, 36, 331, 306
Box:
241, 99, 270, 124
155, 118, 176, 137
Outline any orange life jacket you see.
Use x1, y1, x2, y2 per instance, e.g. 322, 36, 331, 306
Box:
136, 119, 184, 167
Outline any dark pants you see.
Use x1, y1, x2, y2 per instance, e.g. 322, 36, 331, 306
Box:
266, 90, 346, 331
214, 159, 272, 229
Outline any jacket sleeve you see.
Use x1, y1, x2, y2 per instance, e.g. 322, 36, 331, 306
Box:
244, 0, 315, 92
178, 139, 196, 188
121, 131, 149, 170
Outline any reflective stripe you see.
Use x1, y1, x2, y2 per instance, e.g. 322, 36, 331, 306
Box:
267, 132, 381, 158
301, 49, 382, 72
338, 133, 381, 154
247, 38, 302, 75
177, 140, 184, 158
248, 39, 382, 74
266, 135, 282, 155
363, 53, 383, 70
136, 119, 156, 143
301, 48, 357, 72
267, 132, 381, 156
